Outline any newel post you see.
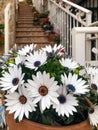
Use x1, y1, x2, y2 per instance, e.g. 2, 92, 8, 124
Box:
72, 27, 86, 66
72, 27, 98, 66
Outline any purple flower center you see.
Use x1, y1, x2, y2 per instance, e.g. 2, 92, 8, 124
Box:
12, 78, 19, 86
34, 61, 41, 67
67, 84, 75, 92
91, 83, 97, 90
58, 95, 66, 104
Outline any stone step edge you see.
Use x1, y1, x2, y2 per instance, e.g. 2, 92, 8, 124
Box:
16, 42, 50, 44
16, 30, 44, 32
16, 34, 47, 37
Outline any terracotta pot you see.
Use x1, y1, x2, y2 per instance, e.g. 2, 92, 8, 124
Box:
48, 34, 55, 41
6, 112, 92, 130
39, 18, 48, 25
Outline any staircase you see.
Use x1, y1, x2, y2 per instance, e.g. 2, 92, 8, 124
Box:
16, 2, 50, 49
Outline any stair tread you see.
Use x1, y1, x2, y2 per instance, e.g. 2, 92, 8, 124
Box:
16, 24, 35, 27
16, 28, 43, 32
17, 21, 33, 23
16, 32, 46, 37
18, 17, 33, 19
16, 37, 49, 43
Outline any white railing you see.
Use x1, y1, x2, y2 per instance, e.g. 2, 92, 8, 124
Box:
47, 0, 92, 56
4, 3, 11, 55
31, 0, 98, 66
72, 27, 98, 66
32, 0, 92, 56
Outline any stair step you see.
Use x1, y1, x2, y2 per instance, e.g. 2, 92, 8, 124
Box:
16, 43, 50, 49
16, 27, 43, 32
16, 32, 46, 37
17, 21, 33, 24
18, 17, 33, 19
16, 24, 34, 27
16, 37, 49, 44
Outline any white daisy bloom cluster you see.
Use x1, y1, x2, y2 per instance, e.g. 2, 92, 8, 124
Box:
25, 51, 47, 70
86, 66, 98, 91
18, 44, 36, 56
5, 86, 37, 121
59, 58, 79, 70
88, 105, 98, 126
42, 44, 65, 56
27, 71, 59, 112
86, 66, 98, 76
0, 65, 25, 93
53, 85, 78, 117
0, 44, 98, 127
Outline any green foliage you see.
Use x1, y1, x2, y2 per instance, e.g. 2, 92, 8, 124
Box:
39, 11, 50, 18
0, 24, 4, 36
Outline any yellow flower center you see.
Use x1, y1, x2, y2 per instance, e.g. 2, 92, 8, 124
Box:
39, 86, 48, 96
19, 95, 27, 104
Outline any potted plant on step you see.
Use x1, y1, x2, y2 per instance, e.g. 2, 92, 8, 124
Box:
33, 11, 40, 25
39, 11, 50, 25
0, 44, 98, 130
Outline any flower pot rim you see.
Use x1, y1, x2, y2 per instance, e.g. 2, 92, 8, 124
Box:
6, 111, 91, 129
22, 118, 90, 128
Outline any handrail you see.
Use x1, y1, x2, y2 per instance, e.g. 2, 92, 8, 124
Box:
89, 21, 98, 27
49, 0, 92, 26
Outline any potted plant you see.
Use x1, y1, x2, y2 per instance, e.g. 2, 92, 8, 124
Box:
0, 44, 98, 130
32, 6, 37, 13
48, 30, 56, 41
53, 33, 60, 45
33, 11, 40, 25
39, 11, 50, 25
42, 18, 54, 32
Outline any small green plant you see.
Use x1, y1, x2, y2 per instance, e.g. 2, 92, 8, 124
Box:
0, 24, 4, 45
39, 11, 50, 18
32, 7, 37, 12
0, 24, 4, 36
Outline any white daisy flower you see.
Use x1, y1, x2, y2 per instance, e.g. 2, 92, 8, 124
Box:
86, 66, 98, 76
89, 105, 98, 126
60, 58, 79, 70
53, 85, 78, 117
26, 71, 59, 112
5, 86, 36, 121
42, 44, 65, 56
61, 73, 89, 95
0, 65, 25, 93
25, 51, 47, 70
90, 74, 98, 92
15, 55, 25, 65
18, 44, 36, 56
